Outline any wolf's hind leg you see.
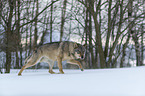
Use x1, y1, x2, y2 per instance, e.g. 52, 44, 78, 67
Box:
18, 63, 32, 76
18, 56, 42, 76
49, 69, 55, 74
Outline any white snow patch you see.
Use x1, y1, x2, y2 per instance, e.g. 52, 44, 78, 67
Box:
0, 67, 145, 96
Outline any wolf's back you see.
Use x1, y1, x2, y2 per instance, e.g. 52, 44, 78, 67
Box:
24, 41, 76, 64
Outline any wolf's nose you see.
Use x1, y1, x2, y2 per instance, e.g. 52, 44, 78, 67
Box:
81, 56, 84, 59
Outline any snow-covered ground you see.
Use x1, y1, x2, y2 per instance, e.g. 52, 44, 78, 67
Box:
0, 66, 145, 96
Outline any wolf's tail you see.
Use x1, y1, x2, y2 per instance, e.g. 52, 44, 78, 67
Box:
24, 49, 40, 65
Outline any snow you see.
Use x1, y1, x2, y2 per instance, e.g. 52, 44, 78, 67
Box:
0, 67, 145, 96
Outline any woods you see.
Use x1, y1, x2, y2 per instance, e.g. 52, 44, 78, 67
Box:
0, 0, 145, 73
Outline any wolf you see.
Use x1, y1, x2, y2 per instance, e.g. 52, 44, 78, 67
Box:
18, 41, 86, 76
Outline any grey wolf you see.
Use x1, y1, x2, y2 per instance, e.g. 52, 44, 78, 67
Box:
18, 41, 86, 76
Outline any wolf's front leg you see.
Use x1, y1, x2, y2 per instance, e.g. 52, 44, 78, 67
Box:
67, 59, 84, 71
57, 56, 64, 74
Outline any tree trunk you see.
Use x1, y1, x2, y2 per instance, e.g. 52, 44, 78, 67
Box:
50, 0, 53, 42
28, 1, 35, 56
0, 0, 2, 22
25, 0, 30, 58
60, 0, 67, 41
0, 0, 3, 72
33, 0, 39, 49
93, 16, 105, 68
141, 25, 144, 66
141, 5, 145, 66
128, 0, 141, 66
104, 0, 112, 67
132, 31, 141, 66
32, 0, 39, 69
5, 46, 11, 73
39, 11, 49, 45
84, 8, 89, 68
20, 44, 23, 67
120, 34, 130, 67
85, 0, 95, 68
15, 0, 21, 69
5, 0, 14, 73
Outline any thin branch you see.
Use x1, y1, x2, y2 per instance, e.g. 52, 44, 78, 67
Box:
18, 0, 59, 30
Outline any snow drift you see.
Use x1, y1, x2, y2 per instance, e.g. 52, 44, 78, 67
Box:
0, 66, 145, 96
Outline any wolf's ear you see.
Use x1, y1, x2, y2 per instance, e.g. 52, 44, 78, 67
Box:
74, 42, 78, 48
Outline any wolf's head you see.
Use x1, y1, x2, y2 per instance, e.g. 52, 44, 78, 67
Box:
73, 44, 86, 60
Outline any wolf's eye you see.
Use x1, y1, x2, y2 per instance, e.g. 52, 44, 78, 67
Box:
77, 51, 80, 54
75, 50, 80, 54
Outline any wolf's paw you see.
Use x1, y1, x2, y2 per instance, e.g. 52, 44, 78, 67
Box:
49, 70, 56, 74
81, 69, 84, 71
18, 73, 22, 76
58, 71, 64, 74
